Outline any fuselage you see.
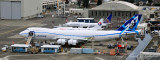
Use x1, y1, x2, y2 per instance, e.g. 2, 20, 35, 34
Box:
63, 22, 108, 27
19, 27, 134, 41
53, 27, 102, 30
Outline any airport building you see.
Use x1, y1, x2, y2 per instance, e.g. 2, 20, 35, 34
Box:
42, 0, 57, 9
87, 1, 139, 19
82, 1, 160, 20
0, 0, 42, 20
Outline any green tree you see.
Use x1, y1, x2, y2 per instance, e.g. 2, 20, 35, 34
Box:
154, 3, 160, 6
65, 0, 69, 4
97, 0, 102, 6
83, 0, 89, 8
148, 0, 152, 4
128, 0, 135, 3
124, 0, 135, 3
147, 0, 153, 6
86, 0, 89, 8
77, 0, 81, 7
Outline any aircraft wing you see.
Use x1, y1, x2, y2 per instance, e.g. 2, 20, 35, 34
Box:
53, 36, 91, 41
123, 30, 142, 35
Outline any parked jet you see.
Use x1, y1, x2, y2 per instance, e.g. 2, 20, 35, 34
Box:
63, 14, 112, 28
54, 18, 104, 30
19, 14, 142, 45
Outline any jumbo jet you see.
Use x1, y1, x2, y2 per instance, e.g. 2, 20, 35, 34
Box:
19, 14, 142, 45
63, 14, 112, 28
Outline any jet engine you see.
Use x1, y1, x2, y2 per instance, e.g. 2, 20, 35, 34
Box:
68, 39, 78, 45
57, 39, 67, 45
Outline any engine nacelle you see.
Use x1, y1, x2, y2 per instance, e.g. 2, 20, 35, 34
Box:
57, 39, 66, 45
68, 39, 78, 45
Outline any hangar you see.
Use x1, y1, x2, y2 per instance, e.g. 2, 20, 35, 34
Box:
88, 1, 139, 19
0, 0, 42, 20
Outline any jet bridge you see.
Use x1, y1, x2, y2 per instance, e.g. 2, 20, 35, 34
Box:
126, 33, 152, 60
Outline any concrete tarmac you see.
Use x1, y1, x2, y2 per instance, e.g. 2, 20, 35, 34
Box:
0, 11, 138, 60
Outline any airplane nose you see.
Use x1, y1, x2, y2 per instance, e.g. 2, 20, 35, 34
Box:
19, 31, 23, 36
19, 31, 25, 36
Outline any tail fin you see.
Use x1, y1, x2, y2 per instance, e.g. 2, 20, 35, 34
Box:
91, 18, 104, 29
116, 14, 142, 31
103, 14, 112, 23
98, 18, 103, 26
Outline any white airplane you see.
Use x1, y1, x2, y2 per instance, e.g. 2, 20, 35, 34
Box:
53, 18, 104, 30
63, 14, 112, 28
19, 14, 142, 45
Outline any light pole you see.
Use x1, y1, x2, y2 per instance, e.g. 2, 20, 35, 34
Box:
63, 1, 65, 16
57, 0, 59, 16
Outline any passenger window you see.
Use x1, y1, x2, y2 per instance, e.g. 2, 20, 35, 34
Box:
13, 47, 16, 49
90, 20, 94, 23
85, 20, 89, 23
83, 27, 87, 28
78, 19, 84, 22
48, 48, 51, 50
23, 47, 25, 49
52, 48, 54, 50
44, 48, 47, 50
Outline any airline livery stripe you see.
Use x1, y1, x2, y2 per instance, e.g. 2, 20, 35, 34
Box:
21, 31, 135, 37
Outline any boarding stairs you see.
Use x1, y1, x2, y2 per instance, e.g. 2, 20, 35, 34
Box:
26, 36, 33, 45
125, 33, 152, 60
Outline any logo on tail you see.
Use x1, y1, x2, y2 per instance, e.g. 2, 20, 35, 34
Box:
126, 16, 138, 29
98, 22, 102, 26
104, 14, 112, 23
97, 18, 103, 26
117, 14, 142, 31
